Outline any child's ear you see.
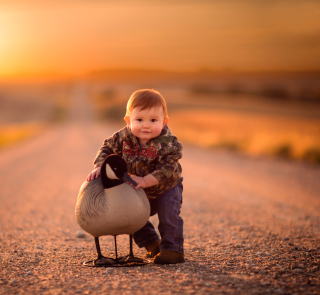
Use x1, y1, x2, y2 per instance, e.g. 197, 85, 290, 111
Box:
124, 116, 130, 125
163, 117, 169, 127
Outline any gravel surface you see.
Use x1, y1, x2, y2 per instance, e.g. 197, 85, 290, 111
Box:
0, 86, 319, 294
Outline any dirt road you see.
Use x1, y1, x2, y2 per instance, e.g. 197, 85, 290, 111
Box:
0, 85, 319, 294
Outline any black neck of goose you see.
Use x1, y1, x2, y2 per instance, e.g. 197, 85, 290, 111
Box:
100, 162, 124, 189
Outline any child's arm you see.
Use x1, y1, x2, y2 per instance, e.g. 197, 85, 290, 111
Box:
129, 174, 159, 189
86, 167, 101, 181
93, 130, 123, 167
150, 141, 183, 188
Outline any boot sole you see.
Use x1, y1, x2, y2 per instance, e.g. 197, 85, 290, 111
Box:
154, 256, 185, 264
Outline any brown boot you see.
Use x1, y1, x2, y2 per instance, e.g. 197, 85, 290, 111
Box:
145, 240, 161, 258
154, 250, 185, 264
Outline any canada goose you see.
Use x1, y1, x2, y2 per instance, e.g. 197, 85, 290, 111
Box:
75, 154, 150, 266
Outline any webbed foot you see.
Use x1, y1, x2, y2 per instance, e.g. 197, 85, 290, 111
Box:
116, 255, 148, 265
83, 256, 115, 267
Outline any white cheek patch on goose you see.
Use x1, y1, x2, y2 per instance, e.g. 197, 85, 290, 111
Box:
106, 164, 119, 180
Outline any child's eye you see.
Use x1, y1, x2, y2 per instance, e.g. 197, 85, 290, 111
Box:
136, 119, 142, 122
151, 119, 157, 122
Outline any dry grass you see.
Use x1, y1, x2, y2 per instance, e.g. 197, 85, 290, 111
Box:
84, 80, 320, 164
0, 81, 71, 148
169, 109, 320, 163
0, 122, 46, 149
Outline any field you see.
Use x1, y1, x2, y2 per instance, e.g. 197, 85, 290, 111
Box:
88, 73, 320, 164
0, 81, 70, 148
169, 105, 320, 163
1, 72, 320, 163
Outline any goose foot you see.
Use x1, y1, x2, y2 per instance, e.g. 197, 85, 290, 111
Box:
116, 255, 148, 265
83, 256, 115, 267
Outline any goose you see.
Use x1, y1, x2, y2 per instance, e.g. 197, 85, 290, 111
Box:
75, 154, 150, 266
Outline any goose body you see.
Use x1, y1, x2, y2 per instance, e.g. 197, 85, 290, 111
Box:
75, 178, 150, 237
75, 154, 150, 266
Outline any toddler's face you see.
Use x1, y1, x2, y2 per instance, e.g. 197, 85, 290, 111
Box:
126, 107, 168, 145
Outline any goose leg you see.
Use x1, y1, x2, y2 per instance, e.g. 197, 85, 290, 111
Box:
129, 234, 134, 257
91, 237, 114, 266
95, 237, 103, 259
114, 236, 118, 259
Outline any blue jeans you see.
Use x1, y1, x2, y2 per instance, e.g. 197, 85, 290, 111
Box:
133, 180, 184, 254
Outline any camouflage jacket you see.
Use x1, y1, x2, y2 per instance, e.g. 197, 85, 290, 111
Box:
93, 125, 182, 198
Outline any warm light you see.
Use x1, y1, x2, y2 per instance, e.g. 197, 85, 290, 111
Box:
0, 17, 12, 76
0, 1, 319, 78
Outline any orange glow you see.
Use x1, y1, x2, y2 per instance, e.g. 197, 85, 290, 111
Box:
1, 1, 320, 78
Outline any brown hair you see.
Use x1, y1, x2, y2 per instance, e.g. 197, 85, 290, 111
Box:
125, 89, 168, 118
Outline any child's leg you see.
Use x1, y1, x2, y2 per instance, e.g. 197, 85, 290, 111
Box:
155, 181, 184, 254
133, 220, 160, 248
145, 183, 183, 254
133, 181, 184, 255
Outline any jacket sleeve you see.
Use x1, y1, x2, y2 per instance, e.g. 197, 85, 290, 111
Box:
93, 131, 122, 167
150, 139, 182, 185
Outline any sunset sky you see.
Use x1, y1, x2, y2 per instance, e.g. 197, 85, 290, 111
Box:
1, 0, 320, 78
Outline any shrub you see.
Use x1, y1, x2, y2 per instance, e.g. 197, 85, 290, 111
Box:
302, 148, 320, 164
274, 144, 293, 159
212, 141, 240, 151
224, 84, 245, 95
102, 105, 124, 122
258, 85, 290, 100
189, 84, 217, 95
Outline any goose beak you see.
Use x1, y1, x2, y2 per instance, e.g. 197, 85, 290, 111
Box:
121, 172, 138, 186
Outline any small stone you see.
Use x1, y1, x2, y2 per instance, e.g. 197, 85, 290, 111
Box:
9, 279, 17, 284
308, 248, 316, 252
27, 271, 32, 275
294, 269, 303, 273
76, 230, 86, 238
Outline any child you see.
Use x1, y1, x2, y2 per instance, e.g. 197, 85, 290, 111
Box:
86, 89, 184, 264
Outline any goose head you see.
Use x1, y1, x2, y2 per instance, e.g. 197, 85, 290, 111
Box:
100, 154, 137, 189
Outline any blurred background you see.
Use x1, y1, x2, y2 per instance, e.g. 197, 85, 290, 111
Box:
1, 0, 320, 163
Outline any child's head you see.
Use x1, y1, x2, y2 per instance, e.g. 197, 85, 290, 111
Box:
124, 89, 169, 145
125, 89, 168, 118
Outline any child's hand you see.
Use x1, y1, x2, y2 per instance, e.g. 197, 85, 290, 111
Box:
86, 167, 101, 181
129, 175, 147, 189
128, 174, 159, 190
